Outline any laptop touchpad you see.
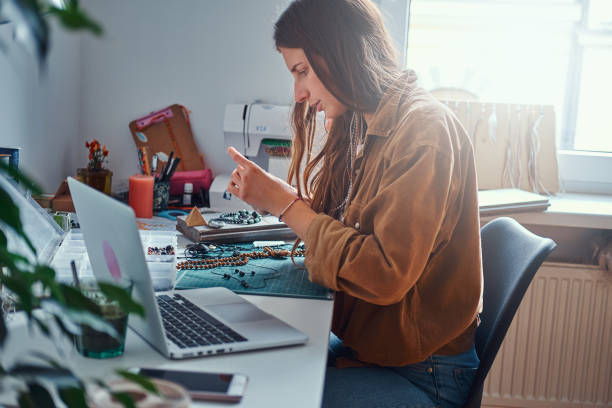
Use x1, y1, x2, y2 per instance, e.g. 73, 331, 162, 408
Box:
207, 303, 271, 323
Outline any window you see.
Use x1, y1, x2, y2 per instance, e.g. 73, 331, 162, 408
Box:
571, 0, 612, 152
406, 0, 612, 193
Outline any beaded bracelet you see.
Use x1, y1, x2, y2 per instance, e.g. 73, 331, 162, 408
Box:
278, 197, 302, 222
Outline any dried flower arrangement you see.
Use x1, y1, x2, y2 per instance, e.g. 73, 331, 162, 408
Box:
85, 139, 109, 170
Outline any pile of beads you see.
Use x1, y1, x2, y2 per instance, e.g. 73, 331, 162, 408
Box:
176, 246, 305, 271
216, 209, 262, 225
148, 245, 175, 255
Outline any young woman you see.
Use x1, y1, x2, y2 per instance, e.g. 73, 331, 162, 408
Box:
226, 0, 482, 406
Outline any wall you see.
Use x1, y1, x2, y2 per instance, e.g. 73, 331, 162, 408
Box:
79, 0, 409, 192
78, 0, 295, 192
0, 20, 81, 192
1, 0, 408, 193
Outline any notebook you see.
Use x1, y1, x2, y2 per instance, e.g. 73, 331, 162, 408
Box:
478, 188, 550, 216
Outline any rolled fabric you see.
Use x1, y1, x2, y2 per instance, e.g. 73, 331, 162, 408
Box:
129, 174, 154, 218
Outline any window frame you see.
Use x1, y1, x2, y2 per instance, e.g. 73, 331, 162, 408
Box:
560, 0, 612, 194
404, 0, 612, 195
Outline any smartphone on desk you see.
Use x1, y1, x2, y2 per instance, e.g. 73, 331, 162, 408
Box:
134, 367, 248, 403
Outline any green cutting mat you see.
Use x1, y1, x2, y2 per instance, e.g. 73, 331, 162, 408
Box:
174, 244, 333, 300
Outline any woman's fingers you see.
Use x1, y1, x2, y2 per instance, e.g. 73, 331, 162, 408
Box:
228, 168, 242, 195
230, 168, 241, 185
228, 146, 250, 167
227, 145, 281, 213
228, 147, 254, 198
227, 180, 240, 197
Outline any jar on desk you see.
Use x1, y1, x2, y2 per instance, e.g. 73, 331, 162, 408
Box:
76, 168, 112, 195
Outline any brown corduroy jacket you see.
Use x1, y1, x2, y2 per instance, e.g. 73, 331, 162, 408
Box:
304, 71, 483, 367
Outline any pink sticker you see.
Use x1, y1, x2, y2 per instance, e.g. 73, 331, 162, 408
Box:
102, 240, 121, 283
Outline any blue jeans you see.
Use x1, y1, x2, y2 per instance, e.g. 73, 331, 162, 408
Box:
323, 333, 479, 408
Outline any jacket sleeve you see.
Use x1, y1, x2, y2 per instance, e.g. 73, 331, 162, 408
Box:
304, 142, 454, 306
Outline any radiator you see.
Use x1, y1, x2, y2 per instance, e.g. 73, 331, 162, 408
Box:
482, 262, 612, 408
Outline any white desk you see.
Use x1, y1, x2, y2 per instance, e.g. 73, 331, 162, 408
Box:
2, 294, 334, 407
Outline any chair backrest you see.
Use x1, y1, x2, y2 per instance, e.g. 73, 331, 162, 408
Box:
464, 217, 556, 408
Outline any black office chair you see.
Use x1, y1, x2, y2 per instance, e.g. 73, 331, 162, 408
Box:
464, 217, 556, 408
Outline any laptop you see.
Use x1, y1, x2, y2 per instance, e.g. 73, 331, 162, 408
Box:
67, 177, 308, 359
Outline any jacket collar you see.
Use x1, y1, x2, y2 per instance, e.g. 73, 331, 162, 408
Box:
365, 70, 419, 139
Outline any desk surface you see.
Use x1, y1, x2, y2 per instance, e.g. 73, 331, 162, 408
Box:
2, 293, 334, 408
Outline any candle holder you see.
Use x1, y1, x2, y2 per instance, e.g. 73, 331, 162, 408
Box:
129, 174, 154, 218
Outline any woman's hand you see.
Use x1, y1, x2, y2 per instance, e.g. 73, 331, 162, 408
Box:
226, 146, 297, 217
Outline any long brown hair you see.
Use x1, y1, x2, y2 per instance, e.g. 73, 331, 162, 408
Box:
274, 0, 401, 218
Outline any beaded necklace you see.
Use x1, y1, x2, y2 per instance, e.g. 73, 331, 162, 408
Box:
176, 246, 305, 271
332, 112, 364, 220
213, 209, 262, 225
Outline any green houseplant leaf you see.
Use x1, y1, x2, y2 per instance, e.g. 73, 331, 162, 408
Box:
115, 369, 159, 395
0, 161, 42, 195
97, 281, 146, 318
0, 269, 35, 316
0, 312, 7, 349
25, 382, 56, 407
0, 0, 50, 67
0, 6, 152, 406
8, 363, 79, 387
47, 4, 103, 35
58, 386, 89, 408
108, 392, 137, 408
0, 229, 8, 249
0, 187, 37, 256
17, 392, 38, 408
0, 0, 104, 69
40, 299, 120, 339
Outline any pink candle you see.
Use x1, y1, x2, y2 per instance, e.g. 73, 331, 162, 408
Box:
129, 174, 154, 218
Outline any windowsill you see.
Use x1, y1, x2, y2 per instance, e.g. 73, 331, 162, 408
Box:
558, 151, 612, 195
481, 193, 612, 229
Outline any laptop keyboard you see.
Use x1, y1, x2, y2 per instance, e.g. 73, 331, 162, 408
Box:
157, 294, 248, 349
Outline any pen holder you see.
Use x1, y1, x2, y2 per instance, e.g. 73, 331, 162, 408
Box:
153, 181, 170, 212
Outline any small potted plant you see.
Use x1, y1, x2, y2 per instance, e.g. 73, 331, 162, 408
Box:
77, 139, 112, 194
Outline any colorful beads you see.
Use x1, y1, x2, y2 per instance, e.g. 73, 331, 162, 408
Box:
176, 246, 305, 270
216, 209, 262, 225
148, 245, 175, 255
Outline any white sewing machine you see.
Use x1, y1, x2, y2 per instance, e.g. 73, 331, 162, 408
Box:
210, 103, 293, 210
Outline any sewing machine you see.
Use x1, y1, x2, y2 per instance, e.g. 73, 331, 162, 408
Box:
210, 103, 293, 210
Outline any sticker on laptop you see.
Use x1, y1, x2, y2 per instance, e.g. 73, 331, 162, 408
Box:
102, 240, 121, 282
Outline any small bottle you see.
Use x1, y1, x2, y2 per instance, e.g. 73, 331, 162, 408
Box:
183, 183, 193, 206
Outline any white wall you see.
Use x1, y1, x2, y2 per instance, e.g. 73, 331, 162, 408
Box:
79, 0, 296, 191
0, 20, 82, 192
1, 0, 408, 193
79, 0, 409, 191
